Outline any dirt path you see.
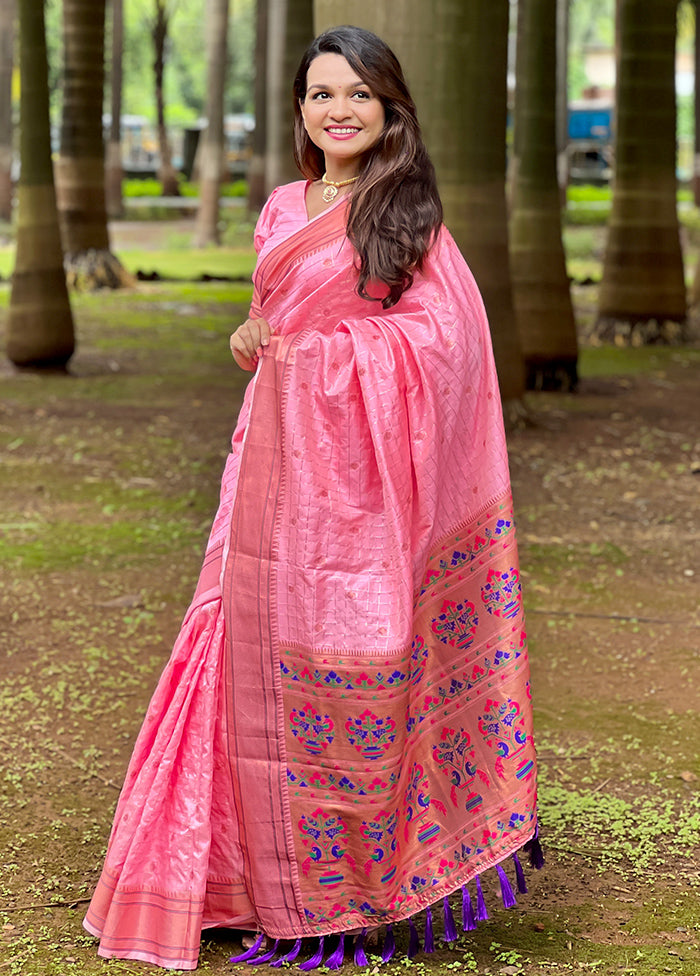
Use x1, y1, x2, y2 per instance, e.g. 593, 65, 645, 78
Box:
0, 281, 698, 975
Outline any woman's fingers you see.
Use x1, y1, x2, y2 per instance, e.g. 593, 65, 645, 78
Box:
229, 318, 272, 371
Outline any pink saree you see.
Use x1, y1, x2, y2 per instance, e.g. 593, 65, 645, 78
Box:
84, 181, 539, 970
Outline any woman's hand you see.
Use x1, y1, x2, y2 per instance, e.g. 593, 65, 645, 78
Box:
229, 317, 271, 372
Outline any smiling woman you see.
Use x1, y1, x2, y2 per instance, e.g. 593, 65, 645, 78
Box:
83, 24, 541, 973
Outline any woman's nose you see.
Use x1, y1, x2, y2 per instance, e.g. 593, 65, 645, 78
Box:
328, 97, 352, 120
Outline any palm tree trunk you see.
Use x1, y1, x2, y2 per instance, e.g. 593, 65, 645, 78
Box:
106, 0, 124, 219
0, 0, 15, 222
510, 0, 578, 391
598, 0, 686, 341
153, 0, 180, 196
694, 0, 700, 208
315, 0, 526, 414
266, 0, 313, 190
6, 0, 74, 369
56, 0, 132, 288
248, 0, 268, 212
193, 0, 229, 247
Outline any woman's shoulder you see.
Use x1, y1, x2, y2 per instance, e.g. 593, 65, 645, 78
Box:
253, 180, 308, 253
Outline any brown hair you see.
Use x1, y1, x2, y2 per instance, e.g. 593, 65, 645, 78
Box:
293, 26, 443, 309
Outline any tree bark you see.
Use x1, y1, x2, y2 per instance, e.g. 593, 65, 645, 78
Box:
106, 0, 124, 219
56, 0, 132, 288
0, 0, 15, 222
153, 0, 180, 196
315, 0, 526, 412
510, 0, 578, 391
193, 0, 230, 247
7, 0, 74, 369
266, 0, 313, 190
598, 0, 686, 341
248, 0, 269, 213
694, 0, 700, 208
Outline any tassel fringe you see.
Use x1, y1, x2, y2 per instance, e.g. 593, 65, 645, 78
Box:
424, 905, 435, 953
381, 924, 395, 962
326, 933, 346, 971
475, 875, 489, 921
353, 929, 369, 967
269, 938, 302, 967
231, 840, 541, 968
513, 852, 528, 894
298, 936, 325, 972
462, 884, 477, 931
229, 932, 265, 963
248, 939, 280, 965
443, 895, 458, 942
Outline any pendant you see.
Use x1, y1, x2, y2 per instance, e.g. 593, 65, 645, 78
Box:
322, 184, 339, 203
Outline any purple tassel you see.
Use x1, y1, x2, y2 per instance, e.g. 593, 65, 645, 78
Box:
424, 905, 435, 953
496, 864, 517, 909
353, 929, 369, 967
462, 885, 477, 931
475, 876, 489, 921
443, 895, 458, 942
381, 924, 395, 963
525, 835, 545, 870
408, 916, 420, 958
513, 852, 528, 894
249, 939, 280, 964
326, 933, 346, 971
270, 938, 302, 967
230, 932, 265, 962
298, 936, 325, 972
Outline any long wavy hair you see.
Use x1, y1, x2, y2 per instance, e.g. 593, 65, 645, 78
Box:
293, 26, 443, 309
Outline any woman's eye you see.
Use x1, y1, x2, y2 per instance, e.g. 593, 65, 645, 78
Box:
353, 91, 370, 99
311, 92, 329, 100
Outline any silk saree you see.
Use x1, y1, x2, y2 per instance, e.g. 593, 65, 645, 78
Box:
84, 181, 539, 970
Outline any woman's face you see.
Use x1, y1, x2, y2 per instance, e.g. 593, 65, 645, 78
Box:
300, 53, 386, 174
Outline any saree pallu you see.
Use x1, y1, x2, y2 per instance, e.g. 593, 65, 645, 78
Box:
84, 184, 539, 970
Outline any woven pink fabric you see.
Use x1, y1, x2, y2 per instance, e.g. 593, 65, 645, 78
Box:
84, 181, 537, 969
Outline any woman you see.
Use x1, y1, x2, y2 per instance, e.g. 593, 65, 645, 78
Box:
84, 25, 540, 971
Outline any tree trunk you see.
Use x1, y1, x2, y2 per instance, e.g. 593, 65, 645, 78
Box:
56, 0, 132, 288
7, 0, 74, 369
598, 0, 686, 341
193, 0, 230, 247
694, 0, 700, 208
556, 0, 570, 197
510, 0, 578, 391
266, 0, 313, 190
106, 0, 124, 219
315, 0, 526, 413
0, 0, 15, 222
248, 0, 268, 212
153, 0, 180, 196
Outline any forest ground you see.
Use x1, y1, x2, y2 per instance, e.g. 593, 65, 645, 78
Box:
0, 219, 698, 975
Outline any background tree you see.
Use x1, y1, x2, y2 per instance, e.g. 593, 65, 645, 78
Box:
0, 0, 14, 222
248, 0, 268, 211
510, 0, 578, 390
106, 0, 125, 218
7, 0, 74, 368
598, 0, 686, 339
266, 0, 313, 190
193, 0, 229, 246
56, 0, 131, 287
315, 0, 526, 413
152, 0, 180, 195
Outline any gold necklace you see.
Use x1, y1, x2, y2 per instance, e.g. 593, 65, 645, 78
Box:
321, 172, 360, 203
